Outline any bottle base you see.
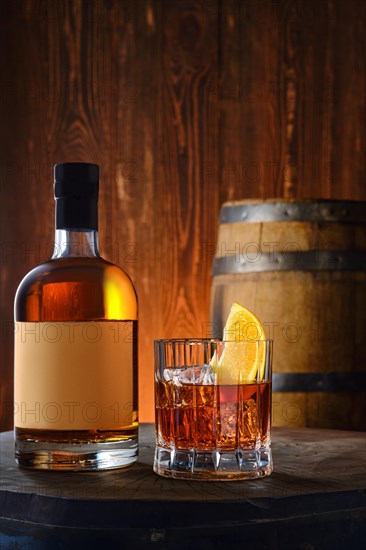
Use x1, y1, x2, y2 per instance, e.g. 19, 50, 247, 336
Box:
15, 438, 138, 471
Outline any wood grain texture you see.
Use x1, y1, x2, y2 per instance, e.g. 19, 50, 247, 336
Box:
1, 0, 366, 430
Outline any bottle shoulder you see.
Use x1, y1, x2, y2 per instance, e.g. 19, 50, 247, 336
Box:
16, 256, 134, 286
15, 256, 137, 321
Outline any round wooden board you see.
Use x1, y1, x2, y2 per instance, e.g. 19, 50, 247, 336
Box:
1, 424, 365, 549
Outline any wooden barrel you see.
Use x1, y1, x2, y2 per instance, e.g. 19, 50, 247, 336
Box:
211, 199, 366, 430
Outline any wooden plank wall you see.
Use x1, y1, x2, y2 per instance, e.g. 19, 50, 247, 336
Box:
0, 0, 365, 429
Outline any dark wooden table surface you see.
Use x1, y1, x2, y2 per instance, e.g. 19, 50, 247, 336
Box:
1, 424, 365, 549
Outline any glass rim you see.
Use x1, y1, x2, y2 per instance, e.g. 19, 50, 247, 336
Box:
154, 338, 273, 344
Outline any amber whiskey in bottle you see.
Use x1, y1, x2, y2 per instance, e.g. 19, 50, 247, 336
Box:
14, 163, 138, 470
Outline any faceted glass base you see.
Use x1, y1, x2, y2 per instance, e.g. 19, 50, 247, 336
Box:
153, 445, 272, 480
15, 438, 138, 471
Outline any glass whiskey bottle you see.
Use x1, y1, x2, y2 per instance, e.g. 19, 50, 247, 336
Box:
14, 163, 138, 470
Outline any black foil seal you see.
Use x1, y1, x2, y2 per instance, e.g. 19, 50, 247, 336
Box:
54, 163, 99, 230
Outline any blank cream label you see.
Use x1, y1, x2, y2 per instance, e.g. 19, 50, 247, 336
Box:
14, 321, 134, 430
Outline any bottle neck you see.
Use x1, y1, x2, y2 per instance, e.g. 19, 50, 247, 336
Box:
52, 229, 100, 259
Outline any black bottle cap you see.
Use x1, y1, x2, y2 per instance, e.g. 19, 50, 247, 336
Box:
54, 163, 99, 230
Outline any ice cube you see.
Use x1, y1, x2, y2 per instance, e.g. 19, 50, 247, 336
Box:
163, 364, 215, 385
200, 364, 216, 385
243, 398, 258, 436
163, 368, 183, 385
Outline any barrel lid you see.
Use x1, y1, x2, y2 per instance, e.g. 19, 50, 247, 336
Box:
220, 199, 366, 224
